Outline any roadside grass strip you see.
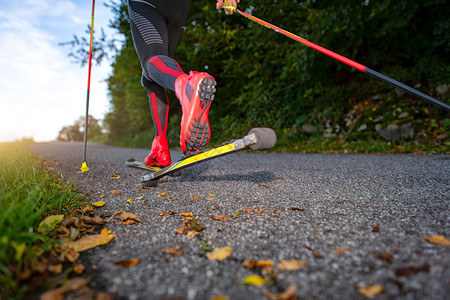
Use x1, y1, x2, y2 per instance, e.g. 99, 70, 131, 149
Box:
0, 142, 83, 298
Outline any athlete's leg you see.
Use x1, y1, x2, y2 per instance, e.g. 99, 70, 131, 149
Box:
128, 0, 172, 166
141, 74, 171, 166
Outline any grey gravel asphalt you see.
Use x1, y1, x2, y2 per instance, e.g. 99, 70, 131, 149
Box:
28, 142, 449, 300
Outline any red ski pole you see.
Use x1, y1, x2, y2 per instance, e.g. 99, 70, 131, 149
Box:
81, 0, 96, 173
222, 6, 450, 111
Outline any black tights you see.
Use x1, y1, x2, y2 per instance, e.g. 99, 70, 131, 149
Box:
127, 0, 189, 136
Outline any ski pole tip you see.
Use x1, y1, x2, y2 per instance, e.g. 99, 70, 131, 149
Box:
81, 161, 89, 173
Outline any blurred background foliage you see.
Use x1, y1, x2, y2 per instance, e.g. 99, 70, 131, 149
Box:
66, 0, 450, 152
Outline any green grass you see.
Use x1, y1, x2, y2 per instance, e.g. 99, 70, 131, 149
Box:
0, 142, 84, 298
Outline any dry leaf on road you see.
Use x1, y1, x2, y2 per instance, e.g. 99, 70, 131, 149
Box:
424, 235, 450, 246
265, 284, 297, 300
206, 246, 232, 261
211, 215, 230, 221
163, 248, 184, 257
111, 258, 140, 267
278, 260, 307, 271
359, 284, 384, 298
63, 234, 116, 252
116, 211, 142, 223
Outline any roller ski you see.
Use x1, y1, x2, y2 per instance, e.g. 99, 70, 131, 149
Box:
126, 128, 277, 187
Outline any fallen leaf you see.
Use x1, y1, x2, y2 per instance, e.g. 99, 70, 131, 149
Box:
81, 215, 105, 225
63, 234, 116, 252
243, 259, 274, 269
289, 207, 304, 212
212, 215, 230, 222
126, 199, 133, 203
181, 212, 193, 217
111, 174, 121, 180
259, 184, 269, 188
100, 228, 111, 235
121, 220, 135, 225
332, 195, 340, 199
241, 274, 269, 286
109, 189, 123, 196
135, 196, 144, 200
191, 196, 201, 201
265, 284, 297, 300
91, 200, 106, 208
278, 260, 307, 271
38, 215, 64, 233
159, 211, 177, 216
187, 231, 201, 237
111, 258, 140, 267
163, 248, 183, 256
116, 211, 142, 223
213, 204, 220, 210
206, 246, 232, 261
359, 284, 384, 298
159, 192, 168, 197
81, 204, 93, 213
377, 252, 393, 263
73, 264, 86, 275
255, 209, 265, 214
99, 194, 106, 199
334, 247, 352, 256
424, 235, 450, 246
41, 277, 90, 300
201, 241, 212, 252
372, 224, 379, 232
187, 218, 206, 231
174, 225, 189, 235
209, 194, 216, 197
243, 208, 254, 213
395, 264, 429, 277
232, 210, 242, 218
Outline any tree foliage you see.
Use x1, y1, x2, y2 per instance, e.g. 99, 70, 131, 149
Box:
99, 0, 449, 148
57, 115, 105, 142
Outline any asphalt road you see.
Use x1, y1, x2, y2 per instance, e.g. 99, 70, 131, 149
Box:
28, 142, 449, 300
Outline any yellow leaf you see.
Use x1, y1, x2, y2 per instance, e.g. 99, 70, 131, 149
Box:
181, 212, 193, 217
10, 241, 26, 262
241, 274, 268, 286
63, 234, 116, 252
278, 259, 307, 271
424, 235, 450, 246
359, 284, 384, 298
135, 196, 144, 200
191, 196, 202, 200
159, 192, 168, 197
38, 215, 64, 233
92, 201, 106, 207
100, 227, 112, 235
126, 199, 133, 203
206, 246, 232, 261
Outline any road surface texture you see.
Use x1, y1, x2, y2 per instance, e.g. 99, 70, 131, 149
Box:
29, 142, 449, 300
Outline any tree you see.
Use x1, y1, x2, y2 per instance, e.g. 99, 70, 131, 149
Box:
57, 116, 105, 142
62, 0, 449, 148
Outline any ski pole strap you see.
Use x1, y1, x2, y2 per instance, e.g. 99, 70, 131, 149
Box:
222, 6, 450, 111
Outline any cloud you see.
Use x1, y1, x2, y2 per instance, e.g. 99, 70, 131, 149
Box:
0, 0, 112, 142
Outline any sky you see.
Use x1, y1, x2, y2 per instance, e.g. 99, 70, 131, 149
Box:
0, 0, 119, 142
